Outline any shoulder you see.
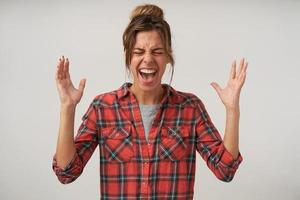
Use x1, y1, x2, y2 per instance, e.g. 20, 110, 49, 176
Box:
90, 88, 120, 107
169, 87, 205, 108
170, 88, 211, 122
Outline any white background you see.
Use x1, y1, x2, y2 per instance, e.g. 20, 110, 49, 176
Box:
1, 0, 299, 199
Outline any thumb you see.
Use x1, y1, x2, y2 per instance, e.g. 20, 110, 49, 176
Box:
210, 82, 222, 95
78, 78, 86, 93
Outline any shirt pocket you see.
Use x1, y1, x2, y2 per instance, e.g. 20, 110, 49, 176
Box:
101, 126, 134, 163
159, 126, 190, 161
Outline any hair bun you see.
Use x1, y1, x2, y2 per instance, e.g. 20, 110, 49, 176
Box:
130, 4, 164, 20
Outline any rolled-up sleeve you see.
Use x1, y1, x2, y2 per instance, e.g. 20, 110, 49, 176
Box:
195, 99, 243, 182
52, 99, 99, 184
52, 152, 84, 184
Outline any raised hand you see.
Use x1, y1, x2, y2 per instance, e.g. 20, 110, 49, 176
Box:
210, 58, 248, 110
55, 56, 86, 106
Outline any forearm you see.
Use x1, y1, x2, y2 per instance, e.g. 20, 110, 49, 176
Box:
56, 104, 77, 168
223, 108, 240, 159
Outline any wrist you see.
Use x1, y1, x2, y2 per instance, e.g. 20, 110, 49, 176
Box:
226, 107, 240, 115
60, 104, 76, 113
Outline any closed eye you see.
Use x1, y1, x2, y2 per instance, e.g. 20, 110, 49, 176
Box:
133, 51, 144, 55
153, 51, 164, 55
152, 48, 165, 55
132, 48, 164, 55
133, 48, 144, 55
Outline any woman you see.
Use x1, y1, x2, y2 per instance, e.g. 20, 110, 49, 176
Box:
53, 4, 247, 200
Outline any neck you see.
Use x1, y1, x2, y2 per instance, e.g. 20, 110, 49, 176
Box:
130, 84, 164, 105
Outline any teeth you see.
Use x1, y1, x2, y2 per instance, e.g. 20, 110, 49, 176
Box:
139, 68, 156, 74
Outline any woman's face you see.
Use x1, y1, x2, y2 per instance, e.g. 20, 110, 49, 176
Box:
129, 30, 169, 93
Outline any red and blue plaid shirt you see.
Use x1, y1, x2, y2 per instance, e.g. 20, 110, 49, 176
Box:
52, 82, 243, 200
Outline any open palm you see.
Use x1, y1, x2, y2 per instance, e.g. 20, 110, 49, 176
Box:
55, 56, 86, 106
211, 58, 248, 110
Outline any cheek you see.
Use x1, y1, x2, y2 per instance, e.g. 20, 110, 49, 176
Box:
130, 56, 141, 68
129, 60, 141, 77
157, 54, 168, 64
129, 66, 137, 77
157, 58, 168, 71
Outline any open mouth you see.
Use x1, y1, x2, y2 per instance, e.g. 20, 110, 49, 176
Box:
138, 68, 157, 80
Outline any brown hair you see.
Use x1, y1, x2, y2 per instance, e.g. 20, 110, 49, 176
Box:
122, 4, 174, 83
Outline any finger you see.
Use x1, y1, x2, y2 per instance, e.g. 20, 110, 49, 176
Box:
210, 82, 222, 96
56, 60, 60, 79
239, 71, 247, 87
65, 58, 70, 78
242, 62, 248, 74
61, 55, 65, 68
238, 61, 248, 80
78, 79, 86, 93
238, 64, 248, 84
58, 56, 64, 75
62, 57, 69, 79
56, 58, 61, 68
237, 58, 245, 77
230, 60, 236, 79
57, 58, 63, 80
55, 68, 60, 80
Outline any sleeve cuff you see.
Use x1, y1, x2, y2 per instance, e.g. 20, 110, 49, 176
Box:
52, 152, 81, 175
219, 143, 243, 169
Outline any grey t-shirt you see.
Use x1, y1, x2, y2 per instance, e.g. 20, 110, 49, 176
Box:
139, 104, 160, 142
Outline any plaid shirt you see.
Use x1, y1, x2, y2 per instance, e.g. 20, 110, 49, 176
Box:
52, 82, 243, 200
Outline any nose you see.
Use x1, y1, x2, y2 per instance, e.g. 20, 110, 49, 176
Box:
143, 51, 154, 65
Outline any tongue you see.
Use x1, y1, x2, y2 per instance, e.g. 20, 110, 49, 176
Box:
142, 73, 155, 79
140, 72, 156, 83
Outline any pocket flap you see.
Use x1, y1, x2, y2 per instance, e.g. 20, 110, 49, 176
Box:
161, 126, 190, 138
101, 126, 132, 139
